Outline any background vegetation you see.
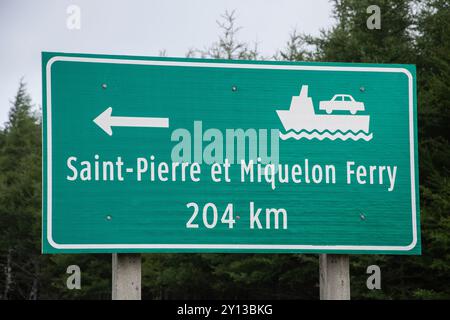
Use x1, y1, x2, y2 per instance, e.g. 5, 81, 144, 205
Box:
0, 0, 448, 299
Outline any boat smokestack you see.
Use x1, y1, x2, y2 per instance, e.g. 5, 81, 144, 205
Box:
299, 85, 309, 98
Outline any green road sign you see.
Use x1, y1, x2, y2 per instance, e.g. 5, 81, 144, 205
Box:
42, 52, 420, 254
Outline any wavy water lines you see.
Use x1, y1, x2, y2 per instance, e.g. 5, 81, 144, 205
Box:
280, 129, 373, 141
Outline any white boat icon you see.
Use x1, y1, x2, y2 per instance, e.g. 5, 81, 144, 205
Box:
276, 85, 373, 141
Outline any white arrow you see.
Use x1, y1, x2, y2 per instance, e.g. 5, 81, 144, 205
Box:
93, 107, 169, 136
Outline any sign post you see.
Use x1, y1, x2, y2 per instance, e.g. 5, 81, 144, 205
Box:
319, 254, 350, 300
112, 253, 141, 300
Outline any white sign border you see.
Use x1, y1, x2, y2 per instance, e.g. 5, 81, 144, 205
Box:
44, 55, 418, 251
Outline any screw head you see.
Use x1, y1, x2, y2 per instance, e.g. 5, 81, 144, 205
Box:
360, 213, 366, 220
231, 85, 237, 92
360, 86, 365, 92
102, 83, 107, 89
106, 215, 112, 221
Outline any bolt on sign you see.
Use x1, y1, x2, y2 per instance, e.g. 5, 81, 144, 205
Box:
42, 52, 420, 254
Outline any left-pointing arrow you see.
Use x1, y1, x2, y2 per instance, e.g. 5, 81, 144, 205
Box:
93, 107, 169, 136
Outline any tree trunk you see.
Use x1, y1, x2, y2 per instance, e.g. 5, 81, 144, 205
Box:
3, 249, 12, 300
29, 257, 39, 300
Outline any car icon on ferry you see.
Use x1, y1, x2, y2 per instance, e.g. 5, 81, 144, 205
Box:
319, 94, 365, 114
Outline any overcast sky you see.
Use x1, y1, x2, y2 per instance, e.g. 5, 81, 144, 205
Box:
0, 0, 334, 126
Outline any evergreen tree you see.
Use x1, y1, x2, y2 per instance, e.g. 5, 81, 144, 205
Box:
0, 80, 42, 299
186, 10, 260, 60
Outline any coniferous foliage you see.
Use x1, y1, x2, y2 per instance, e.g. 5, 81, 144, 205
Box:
0, 80, 42, 299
